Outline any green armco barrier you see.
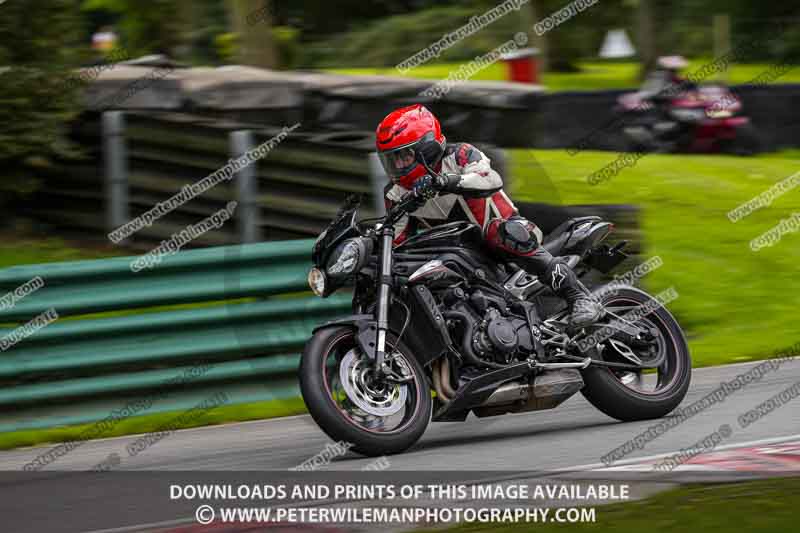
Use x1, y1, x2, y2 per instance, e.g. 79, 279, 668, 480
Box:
0, 240, 318, 321
0, 240, 351, 434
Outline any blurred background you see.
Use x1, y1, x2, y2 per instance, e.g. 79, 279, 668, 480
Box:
1, 0, 799, 453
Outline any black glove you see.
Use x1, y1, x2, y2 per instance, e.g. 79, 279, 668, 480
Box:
413, 173, 458, 199
411, 175, 441, 201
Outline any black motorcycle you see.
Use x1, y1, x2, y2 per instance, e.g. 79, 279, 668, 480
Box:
300, 192, 691, 456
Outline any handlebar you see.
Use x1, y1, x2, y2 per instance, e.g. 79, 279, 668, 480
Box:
385, 193, 420, 225
382, 162, 453, 226
381, 150, 454, 226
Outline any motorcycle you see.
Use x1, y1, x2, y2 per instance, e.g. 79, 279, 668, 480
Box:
617, 83, 761, 155
300, 184, 691, 456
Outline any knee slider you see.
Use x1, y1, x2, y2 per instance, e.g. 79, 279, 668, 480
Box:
498, 216, 540, 254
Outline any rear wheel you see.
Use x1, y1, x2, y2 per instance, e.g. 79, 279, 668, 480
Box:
579, 287, 691, 421
300, 326, 431, 457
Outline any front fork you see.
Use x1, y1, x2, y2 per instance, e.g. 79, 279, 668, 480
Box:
373, 226, 395, 377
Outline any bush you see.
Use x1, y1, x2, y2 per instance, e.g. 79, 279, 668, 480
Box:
0, 0, 84, 213
214, 32, 239, 63
300, 5, 524, 69
273, 26, 301, 69
214, 26, 299, 69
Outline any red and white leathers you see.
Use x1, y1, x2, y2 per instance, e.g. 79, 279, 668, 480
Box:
384, 142, 542, 248
383, 142, 602, 327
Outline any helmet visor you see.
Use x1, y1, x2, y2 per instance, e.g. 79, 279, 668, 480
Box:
377, 142, 420, 180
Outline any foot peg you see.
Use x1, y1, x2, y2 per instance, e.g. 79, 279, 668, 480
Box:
529, 357, 592, 370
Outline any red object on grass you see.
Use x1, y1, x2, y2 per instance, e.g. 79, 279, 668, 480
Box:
501, 47, 540, 84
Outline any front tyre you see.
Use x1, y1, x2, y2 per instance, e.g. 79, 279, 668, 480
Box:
300, 326, 431, 457
580, 287, 691, 421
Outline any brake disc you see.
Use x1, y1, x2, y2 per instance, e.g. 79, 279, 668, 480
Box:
339, 349, 408, 416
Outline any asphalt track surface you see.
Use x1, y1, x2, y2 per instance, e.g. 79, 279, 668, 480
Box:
2, 358, 799, 532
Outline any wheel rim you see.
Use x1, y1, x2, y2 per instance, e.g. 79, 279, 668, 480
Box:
338, 348, 408, 416
321, 331, 422, 434
596, 296, 684, 396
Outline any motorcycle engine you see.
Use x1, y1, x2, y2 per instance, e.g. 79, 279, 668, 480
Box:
473, 308, 521, 364
444, 288, 538, 366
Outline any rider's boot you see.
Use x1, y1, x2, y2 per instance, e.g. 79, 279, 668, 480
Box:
518, 248, 603, 328
488, 216, 602, 328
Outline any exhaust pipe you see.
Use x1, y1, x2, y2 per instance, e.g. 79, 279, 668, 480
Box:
480, 381, 529, 406
432, 357, 458, 403
474, 368, 585, 417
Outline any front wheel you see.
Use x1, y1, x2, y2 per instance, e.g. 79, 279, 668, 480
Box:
299, 326, 432, 457
579, 286, 691, 421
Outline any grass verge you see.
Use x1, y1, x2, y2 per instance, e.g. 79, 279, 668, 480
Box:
510, 149, 800, 367
0, 231, 121, 268
0, 397, 307, 451
329, 60, 800, 92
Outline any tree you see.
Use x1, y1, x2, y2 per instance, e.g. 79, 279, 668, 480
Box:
226, 0, 277, 69
527, 0, 549, 72
0, 0, 84, 207
80, 0, 185, 58
636, 0, 656, 79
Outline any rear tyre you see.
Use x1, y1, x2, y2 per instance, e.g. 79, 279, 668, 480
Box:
580, 287, 691, 421
300, 326, 431, 457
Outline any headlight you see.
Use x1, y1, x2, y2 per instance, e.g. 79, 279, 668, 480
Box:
308, 268, 326, 296
326, 239, 362, 277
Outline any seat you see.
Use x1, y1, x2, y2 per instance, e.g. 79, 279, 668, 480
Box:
542, 216, 601, 256
542, 232, 570, 256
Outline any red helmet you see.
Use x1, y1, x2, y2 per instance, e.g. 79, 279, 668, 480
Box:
375, 104, 446, 189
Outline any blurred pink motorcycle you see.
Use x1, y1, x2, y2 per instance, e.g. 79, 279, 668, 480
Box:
617, 83, 761, 154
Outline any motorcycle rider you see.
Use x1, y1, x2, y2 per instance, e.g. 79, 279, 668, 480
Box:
640, 55, 695, 100
634, 56, 698, 151
376, 104, 602, 327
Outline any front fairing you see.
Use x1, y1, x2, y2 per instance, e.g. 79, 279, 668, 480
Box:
395, 221, 482, 252
312, 208, 360, 267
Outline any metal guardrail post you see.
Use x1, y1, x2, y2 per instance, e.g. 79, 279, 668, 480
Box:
102, 111, 129, 236
368, 152, 387, 217
230, 130, 261, 243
